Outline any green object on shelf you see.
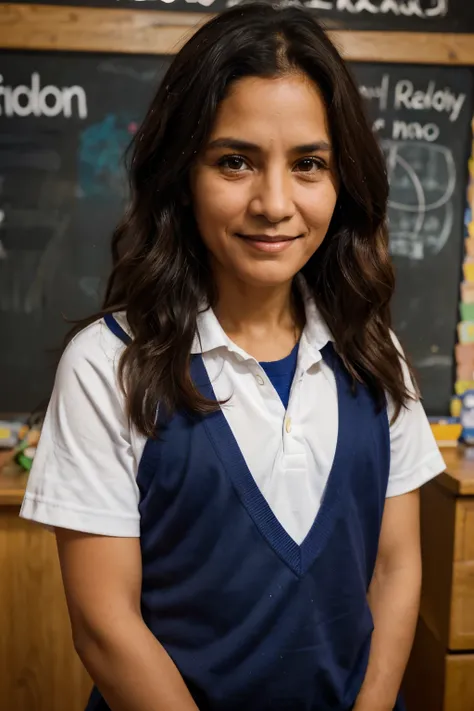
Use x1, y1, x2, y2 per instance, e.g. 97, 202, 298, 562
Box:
16, 451, 34, 471
14, 440, 36, 472
460, 302, 474, 322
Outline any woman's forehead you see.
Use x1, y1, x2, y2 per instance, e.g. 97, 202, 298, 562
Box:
209, 74, 330, 147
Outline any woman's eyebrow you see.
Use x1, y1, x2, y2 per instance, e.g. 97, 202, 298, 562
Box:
206, 137, 332, 153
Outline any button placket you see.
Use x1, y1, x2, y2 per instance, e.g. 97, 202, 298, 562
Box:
284, 366, 303, 434
249, 363, 287, 415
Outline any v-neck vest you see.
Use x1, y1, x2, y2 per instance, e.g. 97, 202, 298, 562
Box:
87, 316, 398, 711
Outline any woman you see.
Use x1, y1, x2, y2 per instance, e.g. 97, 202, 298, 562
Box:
21, 4, 445, 710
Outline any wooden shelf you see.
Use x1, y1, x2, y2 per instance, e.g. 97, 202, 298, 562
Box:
1, 3, 474, 64
436, 447, 474, 496
0, 451, 28, 506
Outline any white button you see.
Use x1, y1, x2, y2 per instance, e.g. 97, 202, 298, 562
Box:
255, 374, 265, 386
285, 417, 292, 434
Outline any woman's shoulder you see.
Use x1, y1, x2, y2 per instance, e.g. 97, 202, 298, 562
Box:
59, 312, 129, 387
22, 312, 143, 537
51, 312, 136, 446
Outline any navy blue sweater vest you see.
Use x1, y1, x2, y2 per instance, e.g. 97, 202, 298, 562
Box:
86, 316, 397, 711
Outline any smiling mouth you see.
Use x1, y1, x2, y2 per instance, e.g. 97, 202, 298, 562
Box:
234, 233, 301, 254
236, 234, 300, 242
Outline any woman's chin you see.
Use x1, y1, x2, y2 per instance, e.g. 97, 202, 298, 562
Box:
232, 264, 300, 289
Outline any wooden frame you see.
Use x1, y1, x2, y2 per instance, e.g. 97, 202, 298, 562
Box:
1, 2, 474, 63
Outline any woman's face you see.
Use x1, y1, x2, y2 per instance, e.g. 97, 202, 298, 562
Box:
191, 72, 339, 290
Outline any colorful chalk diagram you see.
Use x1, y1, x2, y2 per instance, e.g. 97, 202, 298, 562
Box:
78, 114, 138, 198
383, 140, 456, 261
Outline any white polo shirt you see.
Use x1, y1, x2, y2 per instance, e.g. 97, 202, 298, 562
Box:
20, 296, 446, 544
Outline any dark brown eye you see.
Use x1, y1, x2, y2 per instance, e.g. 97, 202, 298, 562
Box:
218, 155, 248, 171
296, 157, 324, 172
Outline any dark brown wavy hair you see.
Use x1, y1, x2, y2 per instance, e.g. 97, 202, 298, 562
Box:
75, 2, 414, 437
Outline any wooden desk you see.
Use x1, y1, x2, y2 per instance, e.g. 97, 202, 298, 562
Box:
0, 450, 28, 505
404, 447, 474, 711
0, 450, 92, 711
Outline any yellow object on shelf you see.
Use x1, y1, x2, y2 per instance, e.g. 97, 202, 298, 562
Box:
451, 397, 462, 418
455, 379, 474, 395
463, 261, 474, 282
430, 422, 462, 445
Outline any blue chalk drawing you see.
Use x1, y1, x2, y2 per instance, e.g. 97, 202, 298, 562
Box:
78, 114, 138, 198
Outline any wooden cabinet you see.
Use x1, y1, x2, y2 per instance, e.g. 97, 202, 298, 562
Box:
0, 452, 92, 711
404, 448, 474, 711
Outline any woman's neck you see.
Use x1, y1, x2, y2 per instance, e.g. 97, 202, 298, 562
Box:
213, 278, 304, 362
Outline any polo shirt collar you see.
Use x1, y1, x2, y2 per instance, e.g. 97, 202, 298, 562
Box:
191, 276, 334, 361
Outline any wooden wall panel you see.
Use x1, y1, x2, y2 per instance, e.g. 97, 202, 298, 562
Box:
1, 3, 474, 63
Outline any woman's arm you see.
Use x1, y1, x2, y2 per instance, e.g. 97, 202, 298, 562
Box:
353, 489, 422, 711
56, 529, 199, 711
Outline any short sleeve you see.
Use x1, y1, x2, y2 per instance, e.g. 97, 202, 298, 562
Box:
20, 319, 145, 536
386, 332, 446, 497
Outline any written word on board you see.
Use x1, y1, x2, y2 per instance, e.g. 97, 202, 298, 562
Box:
7, 0, 474, 33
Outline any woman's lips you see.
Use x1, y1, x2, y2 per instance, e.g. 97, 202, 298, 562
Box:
236, 233, 300, 253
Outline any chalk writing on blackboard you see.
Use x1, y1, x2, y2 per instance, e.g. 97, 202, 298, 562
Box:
283, 0, 449, 16
360, 74, 466, 134
358, 73, 466, 261
0, 74, 88, 119
124, 0, 449, 17
383, 141, 455, 260
98, 61, 160, 83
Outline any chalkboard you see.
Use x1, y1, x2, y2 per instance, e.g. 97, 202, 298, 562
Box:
8, 0, 474, 33
352, 63, 473, 415
0, 52, 171, 412
0, 52, 472, 415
